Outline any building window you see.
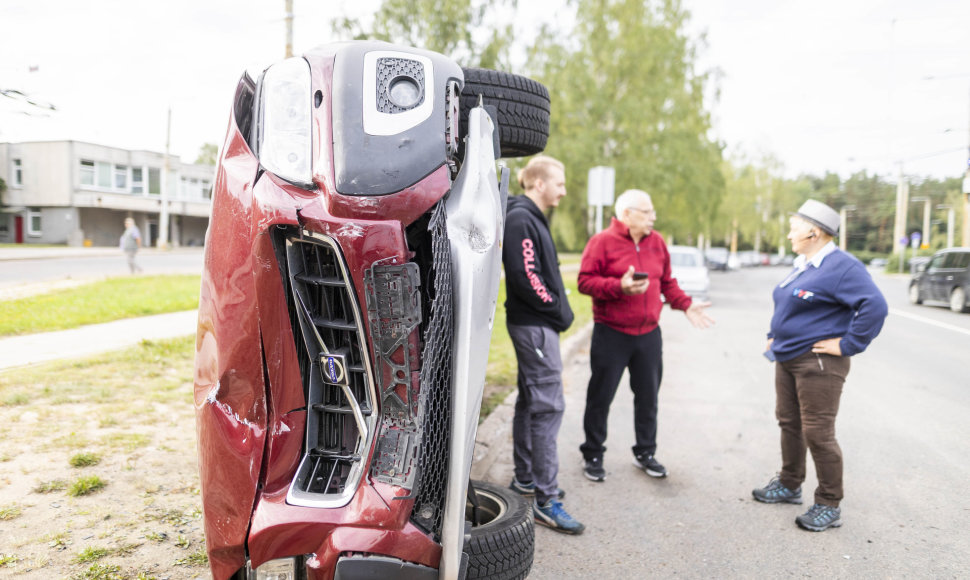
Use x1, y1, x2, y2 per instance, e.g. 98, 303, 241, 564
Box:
27, 209, 42, 236
179, 176, 212, 200
148, 167, 161, 194
132, 167, 144, 193
96, 161, 112, 188
12, 159, 23, 186
114, 164, 128, 190
80, 160, 95, 186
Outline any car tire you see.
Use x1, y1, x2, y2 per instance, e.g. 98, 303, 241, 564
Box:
909, 283, 923, 305
460, 68, 550, 157
465, 480, 534, 580
950, 287, 968, 313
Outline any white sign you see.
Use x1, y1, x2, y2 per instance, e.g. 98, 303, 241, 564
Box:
587, 166, 615, 206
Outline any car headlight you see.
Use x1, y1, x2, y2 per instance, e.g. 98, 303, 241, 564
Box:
252, 557, 298, 580
259, 57, 312, 185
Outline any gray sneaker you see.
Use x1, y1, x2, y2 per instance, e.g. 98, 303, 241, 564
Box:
796, 503, 842, 532
752, 476, 802, 504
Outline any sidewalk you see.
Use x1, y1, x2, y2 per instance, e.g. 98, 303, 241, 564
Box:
0, 245, 201, 261
0, 310, 199, 371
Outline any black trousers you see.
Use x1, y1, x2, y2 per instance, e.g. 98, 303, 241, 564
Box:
581, 323, 663, 460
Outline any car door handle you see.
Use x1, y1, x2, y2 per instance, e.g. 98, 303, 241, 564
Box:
946, 275, 954, 280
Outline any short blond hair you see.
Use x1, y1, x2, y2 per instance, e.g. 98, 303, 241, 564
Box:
517, 155, 564, 191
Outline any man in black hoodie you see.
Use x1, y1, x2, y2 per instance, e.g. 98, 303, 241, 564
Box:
502, 155, 584, 535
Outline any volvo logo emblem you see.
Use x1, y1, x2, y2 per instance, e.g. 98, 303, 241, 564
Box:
321, 354, 347, 385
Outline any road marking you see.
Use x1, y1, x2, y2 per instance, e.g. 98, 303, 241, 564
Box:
890, 308, 970, 337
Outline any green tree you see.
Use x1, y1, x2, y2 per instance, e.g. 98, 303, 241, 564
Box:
334, 0, 517, 68
194, 143, 218, 166
531, 0, 724, 250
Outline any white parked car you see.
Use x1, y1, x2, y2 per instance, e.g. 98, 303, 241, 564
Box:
668, 245, 710, 299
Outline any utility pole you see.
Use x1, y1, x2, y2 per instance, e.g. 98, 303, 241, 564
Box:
285, 0, 294, 58
158, 107, 171, 250
839, 206, 855, 252
957, 83, 970, 246
893, 166, 909, 258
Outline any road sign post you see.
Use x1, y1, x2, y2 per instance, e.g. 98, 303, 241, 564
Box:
587, 166, 615, 233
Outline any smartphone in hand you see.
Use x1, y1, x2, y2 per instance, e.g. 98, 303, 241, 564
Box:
633, 272, 649, 280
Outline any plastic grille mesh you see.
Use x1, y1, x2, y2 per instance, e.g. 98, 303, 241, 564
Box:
409, 202, 454, 539
376, 57, 425, 114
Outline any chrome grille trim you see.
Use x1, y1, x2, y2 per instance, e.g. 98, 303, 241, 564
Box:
281, 229, 378, 509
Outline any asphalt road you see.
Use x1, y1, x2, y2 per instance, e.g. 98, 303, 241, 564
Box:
505, 265, 969, 579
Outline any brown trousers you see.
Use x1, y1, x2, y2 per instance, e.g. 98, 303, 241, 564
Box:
775, 350, 850, 507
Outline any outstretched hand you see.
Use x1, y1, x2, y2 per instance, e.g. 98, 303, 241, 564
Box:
685, 300, 715, 329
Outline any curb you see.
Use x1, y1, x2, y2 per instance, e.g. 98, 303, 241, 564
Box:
471, 322, 593, 481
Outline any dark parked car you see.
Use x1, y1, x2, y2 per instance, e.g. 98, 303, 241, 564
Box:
194, 41, 549, 580
704, 246, 729, 271
908, 248, 970, 313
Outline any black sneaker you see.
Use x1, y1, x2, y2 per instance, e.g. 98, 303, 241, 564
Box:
633, 454, 667, 478
508, 478, 565, 499
796, 503, 842, 531
752, 475, 803, 504
583, 457, 606, 482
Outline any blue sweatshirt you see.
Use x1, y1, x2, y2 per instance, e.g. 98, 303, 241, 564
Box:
768, 247, 888, 362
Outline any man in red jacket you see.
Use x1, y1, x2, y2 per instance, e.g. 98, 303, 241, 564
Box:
578, 189, 714, 482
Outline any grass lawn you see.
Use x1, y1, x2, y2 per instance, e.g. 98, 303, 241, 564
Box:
0, 275, 201, 336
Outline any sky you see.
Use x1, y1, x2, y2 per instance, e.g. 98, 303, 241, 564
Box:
2, 0, 969, 181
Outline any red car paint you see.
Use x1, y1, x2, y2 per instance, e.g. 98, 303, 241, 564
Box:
195, 66, 451, 578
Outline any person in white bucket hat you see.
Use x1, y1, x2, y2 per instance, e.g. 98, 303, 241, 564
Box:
752, 199, 889, 532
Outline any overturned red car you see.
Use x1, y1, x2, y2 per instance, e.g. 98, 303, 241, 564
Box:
193, 41, 550, 579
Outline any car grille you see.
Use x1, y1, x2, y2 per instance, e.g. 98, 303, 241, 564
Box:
277, 228, 376, 508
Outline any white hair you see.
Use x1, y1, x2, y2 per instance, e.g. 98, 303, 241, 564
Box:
614, 189, 651, 218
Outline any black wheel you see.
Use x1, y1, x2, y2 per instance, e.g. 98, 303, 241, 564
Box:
460, 68, 550, 157
909, 283, 923, 305
465, 480, 534, 580
950, 287, 968, 313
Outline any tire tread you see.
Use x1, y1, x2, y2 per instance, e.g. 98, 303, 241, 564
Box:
465, 480, 535, 580
459, 68, 550, 157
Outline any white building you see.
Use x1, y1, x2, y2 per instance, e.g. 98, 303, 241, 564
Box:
0, 140, 212, 247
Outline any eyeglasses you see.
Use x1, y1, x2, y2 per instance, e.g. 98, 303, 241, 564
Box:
628, 207, 656, 216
